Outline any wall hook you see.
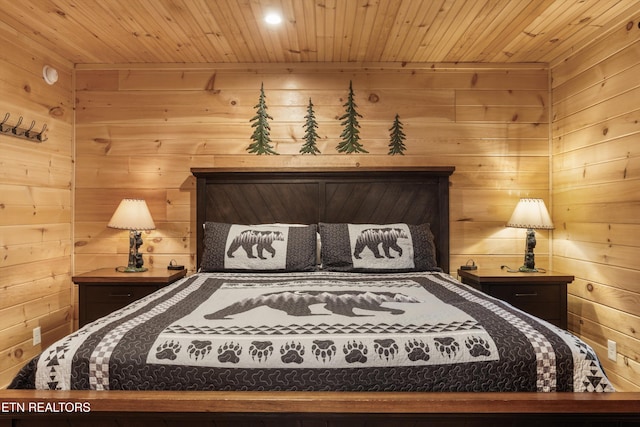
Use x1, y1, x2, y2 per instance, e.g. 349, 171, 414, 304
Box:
36, 123, 48, 142
24, 120, 36, 138
11, 116, 23, 135
0, 113, 9, 132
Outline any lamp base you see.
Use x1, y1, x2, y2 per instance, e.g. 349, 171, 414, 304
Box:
116, 230, 148, 273
120, 266, 148, 273
502, 265, 546, 273
517, 265, 541, 273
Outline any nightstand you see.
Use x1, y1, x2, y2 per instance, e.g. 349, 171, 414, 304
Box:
457, 268, 574, 329
74, 267, 187, 327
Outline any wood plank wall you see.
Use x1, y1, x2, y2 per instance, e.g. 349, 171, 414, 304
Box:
551, 16, 640, 391
73, 63, 551, 278
0, 27, 74, 387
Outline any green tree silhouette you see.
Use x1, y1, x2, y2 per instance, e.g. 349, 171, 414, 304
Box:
300, 98, 321, 155
247, 83, 277, 155
336, 81, 367, 154
388, 114, 407, 155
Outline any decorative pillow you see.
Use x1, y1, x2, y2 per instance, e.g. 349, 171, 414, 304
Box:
266, 223, 321, 266
318, 223, 439, 272
201, 222, 318, 272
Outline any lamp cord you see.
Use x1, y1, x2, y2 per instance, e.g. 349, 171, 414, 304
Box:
500, 265, 547, 273
500, 265, 518, 273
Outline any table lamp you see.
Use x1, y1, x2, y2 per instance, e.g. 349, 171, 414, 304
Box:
108, 198, 156, 272
506, 198, 553, 273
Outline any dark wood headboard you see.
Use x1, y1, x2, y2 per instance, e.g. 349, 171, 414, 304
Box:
191, 167, 455, 273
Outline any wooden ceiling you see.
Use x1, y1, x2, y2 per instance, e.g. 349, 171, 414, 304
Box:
2, 0, 639, 65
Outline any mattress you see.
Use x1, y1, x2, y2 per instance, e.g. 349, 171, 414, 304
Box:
9, 271, 614, 392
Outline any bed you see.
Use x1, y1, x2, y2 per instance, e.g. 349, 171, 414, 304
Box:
3, 167, 640, 426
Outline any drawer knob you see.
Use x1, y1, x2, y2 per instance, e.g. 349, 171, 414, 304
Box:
515, 293, 538, 297
109, 293, 133, 298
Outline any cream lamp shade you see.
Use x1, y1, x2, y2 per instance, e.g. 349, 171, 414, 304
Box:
108, 199, 156, 231
108, 199, 155, 272
506, 198, 554, 230
506, 198, 553, 273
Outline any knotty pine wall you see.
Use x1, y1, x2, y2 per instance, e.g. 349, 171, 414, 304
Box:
551, 18, 640, 391
73, 63, 551, 277
0, 30, 74, 387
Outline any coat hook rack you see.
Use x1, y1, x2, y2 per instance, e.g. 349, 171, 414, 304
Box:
0, 112, 48, 143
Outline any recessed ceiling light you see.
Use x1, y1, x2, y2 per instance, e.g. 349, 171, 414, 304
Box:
264, 12, 282, 25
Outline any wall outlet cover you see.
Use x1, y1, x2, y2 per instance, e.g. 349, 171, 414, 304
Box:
32, 326, 41, 346
607, 339, 617, 361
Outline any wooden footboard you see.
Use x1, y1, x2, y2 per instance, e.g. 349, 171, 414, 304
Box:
1, 391, 639, 426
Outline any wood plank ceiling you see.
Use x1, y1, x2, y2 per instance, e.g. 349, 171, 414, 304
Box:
1, 0, 638, 65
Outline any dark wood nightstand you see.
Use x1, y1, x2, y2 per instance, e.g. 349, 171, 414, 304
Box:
74, 268, 187, 327
457, 268, 574, 329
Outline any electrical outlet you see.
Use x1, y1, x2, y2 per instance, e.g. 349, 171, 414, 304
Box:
32, 326, 41, 346
607, 339, 617, 361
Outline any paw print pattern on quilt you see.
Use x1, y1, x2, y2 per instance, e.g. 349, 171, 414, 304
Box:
312, 340, 337, 363
434, 337, 460, 359
217, 341, 242, 363
187, 340, 213, 361
156, 340, 181, 360
280, 341, 305, 364
405, 339, 430, 362
465, 336, 491, 357
249, 341, 274, 362
373, 339, 399, 361
343, 340, 368, 363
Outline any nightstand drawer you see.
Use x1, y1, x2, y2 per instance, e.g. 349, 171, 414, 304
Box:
488, 284, 558, 302
500, 298, 561, 324
486, 285, 560, 324
83, 300, 140, 323
80, 284, 161, 325
83, 284, 161, 303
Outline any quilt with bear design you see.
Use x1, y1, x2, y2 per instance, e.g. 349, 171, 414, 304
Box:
10, 271, 613, 392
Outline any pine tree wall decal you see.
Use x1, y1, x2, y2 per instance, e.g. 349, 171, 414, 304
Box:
247, 82, 278, 155
300, 98, 321, 155
336, 80, 368, 154
388, 114, 407, 155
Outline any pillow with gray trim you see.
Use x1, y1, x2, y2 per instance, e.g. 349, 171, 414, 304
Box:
201, 222, 317, 272
319, 222, 439, 272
